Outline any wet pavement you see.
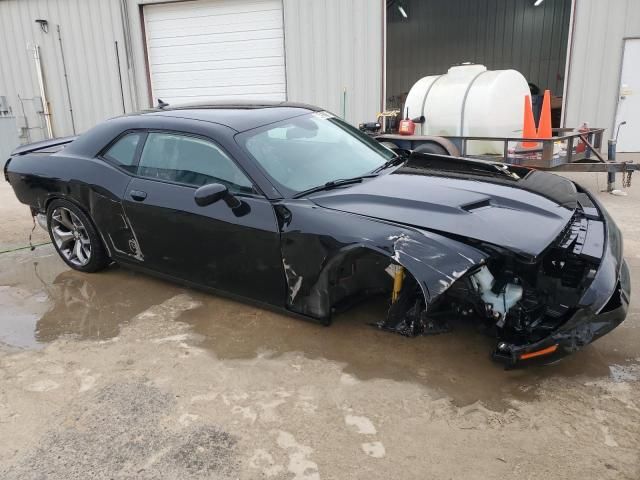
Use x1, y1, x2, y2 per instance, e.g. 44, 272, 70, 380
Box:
2, 243, 639, 410
0, 247, 182, 348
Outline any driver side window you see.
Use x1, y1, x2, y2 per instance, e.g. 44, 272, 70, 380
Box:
137, 132, 255, 194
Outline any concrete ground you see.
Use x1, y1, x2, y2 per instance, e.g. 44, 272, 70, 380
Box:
0, 169, 639, 479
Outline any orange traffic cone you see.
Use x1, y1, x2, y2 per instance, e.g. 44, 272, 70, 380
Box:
522, 95, 538, 148
538, 90, 552, 139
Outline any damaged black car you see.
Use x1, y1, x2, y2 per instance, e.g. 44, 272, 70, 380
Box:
4, 101, 630, 366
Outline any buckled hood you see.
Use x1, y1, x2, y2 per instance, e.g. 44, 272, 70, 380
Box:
309, 157, 577, 258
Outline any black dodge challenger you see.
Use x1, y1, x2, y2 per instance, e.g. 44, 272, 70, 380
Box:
4, 101, 630, 366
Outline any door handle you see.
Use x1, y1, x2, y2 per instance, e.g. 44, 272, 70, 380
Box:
129, 190, 147, 201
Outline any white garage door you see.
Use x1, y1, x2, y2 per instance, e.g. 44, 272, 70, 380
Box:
143, 0, 286, 105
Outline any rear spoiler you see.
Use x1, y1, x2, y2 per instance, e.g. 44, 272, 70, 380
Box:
10, 135, 78, 156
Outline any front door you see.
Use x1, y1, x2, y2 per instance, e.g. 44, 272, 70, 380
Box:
122, 131, 285, 306
615, 38, 640, 152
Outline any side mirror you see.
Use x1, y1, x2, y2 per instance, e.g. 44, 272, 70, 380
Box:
194, 183, 241, 209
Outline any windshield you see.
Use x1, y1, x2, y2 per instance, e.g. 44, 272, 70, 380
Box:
238, 112, 396, 196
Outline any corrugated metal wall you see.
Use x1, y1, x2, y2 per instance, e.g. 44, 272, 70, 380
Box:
282, 0, 383, 125
0, 0, 385, 149
0, 0, 136, 144
563, 0, 640, 139
386, 0, 572, 107
0, 116, 19, 166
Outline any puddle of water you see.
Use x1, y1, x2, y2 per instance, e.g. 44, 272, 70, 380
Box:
0, 285, 50, 348
1, 245, 638, 409
181, 292, 640, 409
0, 247, 183, 347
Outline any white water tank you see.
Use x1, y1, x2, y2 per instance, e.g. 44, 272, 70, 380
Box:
404, 64, 530, 155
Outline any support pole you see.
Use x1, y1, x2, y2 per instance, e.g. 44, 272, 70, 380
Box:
342, 88, 347, 120
32, 45, 53, 139
115, 41, 126, 114
57, 25, 76, 135
607, 139, 617, 193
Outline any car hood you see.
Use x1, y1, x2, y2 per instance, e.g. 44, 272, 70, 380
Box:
309, 158, 577, 258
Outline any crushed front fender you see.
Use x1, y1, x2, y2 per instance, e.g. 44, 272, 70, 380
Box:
276, 199, 487, 323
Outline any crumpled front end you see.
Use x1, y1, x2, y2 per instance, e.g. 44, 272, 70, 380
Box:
278, 182, 628, 367
388, 185, 629, 367
496, 260, 629, 366
492, 191, 630, 366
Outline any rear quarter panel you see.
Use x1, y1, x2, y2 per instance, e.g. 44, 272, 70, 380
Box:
7, 152, 131, 212
6, 151, 135, 258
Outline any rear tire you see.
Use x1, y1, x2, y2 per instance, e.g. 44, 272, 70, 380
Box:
413, 142, 449, 155
46, 199, 110, 273
380, 141, 400, 151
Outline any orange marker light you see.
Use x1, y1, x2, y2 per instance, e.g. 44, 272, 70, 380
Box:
519, 344, 558, 360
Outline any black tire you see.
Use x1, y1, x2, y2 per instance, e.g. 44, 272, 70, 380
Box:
46, 199, 110, 273
380, 141, 400, 151
413, 142, 449, 155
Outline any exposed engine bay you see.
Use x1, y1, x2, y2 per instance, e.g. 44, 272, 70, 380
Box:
371, 203, 606, 362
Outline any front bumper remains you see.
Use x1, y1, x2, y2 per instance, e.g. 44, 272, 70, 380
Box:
493, 192, 630, 367
494, 260, 630, 366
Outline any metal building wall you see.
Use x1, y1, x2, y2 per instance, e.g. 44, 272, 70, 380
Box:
282, 0, 384, 125
0, 0, 137, 145
386, 0, 572, 107
563, 0, 640, 139
0, 0, 385, 150
0, 116, 19, 166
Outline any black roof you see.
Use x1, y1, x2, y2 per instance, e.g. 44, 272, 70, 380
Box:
142, 100, 323, 132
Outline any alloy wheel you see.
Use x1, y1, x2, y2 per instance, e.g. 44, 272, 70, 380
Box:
50, 206, 92, 267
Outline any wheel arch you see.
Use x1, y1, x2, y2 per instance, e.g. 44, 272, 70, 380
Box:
279, 205, 489, 324
283, 243, 429, 323
415, 136, 460, 156
45, 195, 113, 258
375, 135, 461, 157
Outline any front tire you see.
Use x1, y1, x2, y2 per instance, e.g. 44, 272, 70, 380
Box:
46, 199, 110, 273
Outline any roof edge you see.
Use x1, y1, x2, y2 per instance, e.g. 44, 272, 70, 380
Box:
155, 99, 323, 112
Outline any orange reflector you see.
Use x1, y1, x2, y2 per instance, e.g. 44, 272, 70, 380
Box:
519, 344, 558, 360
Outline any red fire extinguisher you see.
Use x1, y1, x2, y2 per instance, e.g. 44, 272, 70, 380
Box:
398, 107, 416, 136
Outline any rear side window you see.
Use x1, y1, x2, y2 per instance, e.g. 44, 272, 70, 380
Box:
103, 132, 142, 172
137, 132, 254, 193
